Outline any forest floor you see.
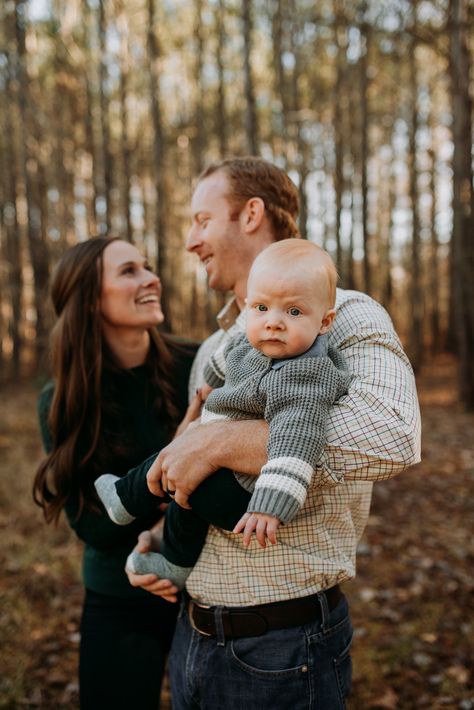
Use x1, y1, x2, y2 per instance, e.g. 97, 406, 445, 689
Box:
0, 354, 473, 709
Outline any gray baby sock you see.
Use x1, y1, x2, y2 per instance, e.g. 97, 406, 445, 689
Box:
95, 474, 136, 525
126, 551, 192, 590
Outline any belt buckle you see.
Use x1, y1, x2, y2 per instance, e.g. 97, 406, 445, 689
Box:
188, 600, 213, 637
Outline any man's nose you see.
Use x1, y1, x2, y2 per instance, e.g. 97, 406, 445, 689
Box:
186, 224, 201, 252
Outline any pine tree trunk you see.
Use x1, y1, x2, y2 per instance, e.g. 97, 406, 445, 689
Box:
242, 0, 259, 155
118, 4, 133, 242
333, 4, 347, 275
147, 0, 171, 326
358, 10, 370, 294
271, 0, 289, 161
193, 0, 205, 174
428, 148, 440, 354
215, 0, 228, 158
408, 6, 423, 372
14, 0, 50, 370
449, 0, 474, 408
2, 49, 22, 374
98, 0, 113, 232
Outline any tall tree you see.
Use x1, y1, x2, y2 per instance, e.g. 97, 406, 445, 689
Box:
449, 0, 474, 408
242, 0, 259, 154
333, 3, 348, 273
98, 0, 113, 232
407, 2, 423, 371
270, 0, 289, 162
215, 0, 228, 158
117, 2, 133, 242
147, 0, 171, 324
193, 0, 205, 174
82, 0, 100, 232
427, 147, 440, 354
289, 9, 308, 238
14, 0, 50, 368
358, 2, 371, 293
1, 48, 22, 374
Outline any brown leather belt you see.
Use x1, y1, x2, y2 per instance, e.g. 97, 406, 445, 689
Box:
187, 585, 343, 639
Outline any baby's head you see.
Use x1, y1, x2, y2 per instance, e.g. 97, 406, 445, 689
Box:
246, 239, 338, 359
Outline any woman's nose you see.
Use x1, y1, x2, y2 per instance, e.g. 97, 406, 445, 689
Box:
142, 269, 160, 288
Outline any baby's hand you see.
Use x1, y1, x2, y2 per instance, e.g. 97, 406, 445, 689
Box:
233, 512, 281, 548
199, 382, 214, 401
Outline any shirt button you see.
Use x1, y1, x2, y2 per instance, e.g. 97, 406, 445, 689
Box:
301, 665, 308, 673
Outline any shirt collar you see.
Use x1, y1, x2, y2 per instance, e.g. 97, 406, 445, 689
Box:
216, 296, 242, 332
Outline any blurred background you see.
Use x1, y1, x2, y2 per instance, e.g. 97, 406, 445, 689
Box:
0, 0, 473, 708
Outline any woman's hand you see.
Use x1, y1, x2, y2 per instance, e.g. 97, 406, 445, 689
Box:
125, 523, 179, 603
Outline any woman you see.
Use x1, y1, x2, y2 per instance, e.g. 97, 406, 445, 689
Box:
33, 237, 197, 709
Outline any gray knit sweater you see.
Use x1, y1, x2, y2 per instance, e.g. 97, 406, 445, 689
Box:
202, 332, 351, 524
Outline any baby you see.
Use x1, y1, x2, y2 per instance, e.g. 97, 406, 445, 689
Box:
96, 239, 350, 588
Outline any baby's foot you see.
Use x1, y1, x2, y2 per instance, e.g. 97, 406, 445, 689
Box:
125, 551, 192, 590
95, 474, 136, 525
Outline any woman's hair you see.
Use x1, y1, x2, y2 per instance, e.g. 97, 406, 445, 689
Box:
198, 157, 301, 239
33, 237, 180, 524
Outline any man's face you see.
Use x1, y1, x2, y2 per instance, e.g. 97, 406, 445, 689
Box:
186, 171, 254, 302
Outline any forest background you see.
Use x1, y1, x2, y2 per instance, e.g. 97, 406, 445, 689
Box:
0, 0, 473, 708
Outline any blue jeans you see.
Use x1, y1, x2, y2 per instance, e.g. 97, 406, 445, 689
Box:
168, 593, 353, 710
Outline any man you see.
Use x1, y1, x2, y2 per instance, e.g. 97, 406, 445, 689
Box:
128, 157, 421, 709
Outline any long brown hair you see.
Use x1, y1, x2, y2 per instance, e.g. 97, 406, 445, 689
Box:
199, 157, 301, 239
33, 237, 179, 524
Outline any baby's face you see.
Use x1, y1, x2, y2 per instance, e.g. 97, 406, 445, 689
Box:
246, 267, 333, 359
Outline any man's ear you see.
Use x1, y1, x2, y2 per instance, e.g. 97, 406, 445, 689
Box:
319, 309, 336, 334
241, 197, 265, 233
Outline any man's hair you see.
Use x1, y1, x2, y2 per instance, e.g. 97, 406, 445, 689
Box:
198, 157, 300, 240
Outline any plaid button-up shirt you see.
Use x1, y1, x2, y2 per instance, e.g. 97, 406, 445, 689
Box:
186, 289, 421, 606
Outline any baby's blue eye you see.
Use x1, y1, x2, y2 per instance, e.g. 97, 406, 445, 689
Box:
256, 304, 267, 312
289, 307, 301, 316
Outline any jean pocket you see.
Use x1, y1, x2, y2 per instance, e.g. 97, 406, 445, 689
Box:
333, 632, 353, 704
229, 628, 309, 679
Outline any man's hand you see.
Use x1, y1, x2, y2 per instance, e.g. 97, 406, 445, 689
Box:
125, 526, 179, 603
147, 418, 268, 509
233, 512, 281, 548
146, 421, 222, 509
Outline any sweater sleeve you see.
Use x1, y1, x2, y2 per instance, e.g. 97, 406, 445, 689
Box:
203, 331, 247, 389
203, 339, 228, 388
247, 352, 350, 523
37, 383, 161, 550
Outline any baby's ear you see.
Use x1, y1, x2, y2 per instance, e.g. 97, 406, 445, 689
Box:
319, 308, 336, 334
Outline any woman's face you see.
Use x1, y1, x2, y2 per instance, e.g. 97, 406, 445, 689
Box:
100, 240, 164, 332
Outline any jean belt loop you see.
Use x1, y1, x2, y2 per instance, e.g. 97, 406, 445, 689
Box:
317, 590, 330, 633
214, 606, 226, 647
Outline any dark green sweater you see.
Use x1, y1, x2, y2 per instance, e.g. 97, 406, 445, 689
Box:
37, 342, 197, 598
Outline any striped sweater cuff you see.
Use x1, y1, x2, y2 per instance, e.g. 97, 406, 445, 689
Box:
203, 361, 225, 389
247, 457, 314, 524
